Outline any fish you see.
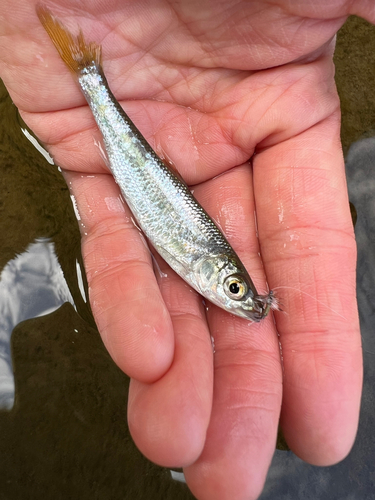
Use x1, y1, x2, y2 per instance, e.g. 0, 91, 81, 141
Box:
37, 6, 278, 322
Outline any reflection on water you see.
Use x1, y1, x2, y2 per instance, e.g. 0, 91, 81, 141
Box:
21, 127, 54, 165
0, 238, 74, 409
170, 471, 187, 483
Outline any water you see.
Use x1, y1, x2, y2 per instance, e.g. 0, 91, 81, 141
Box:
1, 14, 375, 500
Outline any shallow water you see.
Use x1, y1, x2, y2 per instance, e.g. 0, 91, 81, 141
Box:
1, 15, 375, 500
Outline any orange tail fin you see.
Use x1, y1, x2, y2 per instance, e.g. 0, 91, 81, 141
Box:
36, 5, 101, 74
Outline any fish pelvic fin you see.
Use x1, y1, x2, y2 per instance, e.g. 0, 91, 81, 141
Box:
37, 5, 101, 75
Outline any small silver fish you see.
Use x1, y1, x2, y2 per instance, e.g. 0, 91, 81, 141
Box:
37, 6, 277, 322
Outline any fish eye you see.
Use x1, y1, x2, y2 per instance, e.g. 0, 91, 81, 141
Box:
224, 276, 248, 300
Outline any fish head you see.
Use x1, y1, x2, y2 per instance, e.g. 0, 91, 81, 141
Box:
194, 254, 274, 322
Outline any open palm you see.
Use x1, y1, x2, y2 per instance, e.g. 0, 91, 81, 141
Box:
0, 1, 371, 499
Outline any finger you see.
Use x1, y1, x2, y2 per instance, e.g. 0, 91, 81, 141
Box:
184, 164, 283, 500
128, 254, 214, 467
64, 170, 175, 383
254, 112, 362, 465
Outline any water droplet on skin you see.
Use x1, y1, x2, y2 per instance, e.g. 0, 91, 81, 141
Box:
93, 137, 109, 167
210, 335, 216, 354
253, 210, 259, 238
104, 196, 126, 214
186, 114, 199, 157
130, 216, 142, 231
70, 194, 81, 220
151, 254, 168, 279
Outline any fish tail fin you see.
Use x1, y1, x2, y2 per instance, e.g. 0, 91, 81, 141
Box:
36, 5, 101, 74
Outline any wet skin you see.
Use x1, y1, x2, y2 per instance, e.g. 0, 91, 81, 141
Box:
0, 1, 371, 499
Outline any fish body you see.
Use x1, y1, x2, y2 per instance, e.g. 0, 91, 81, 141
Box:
37, 7, 277, 321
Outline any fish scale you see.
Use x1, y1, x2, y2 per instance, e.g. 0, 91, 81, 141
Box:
80, 68, 234, 264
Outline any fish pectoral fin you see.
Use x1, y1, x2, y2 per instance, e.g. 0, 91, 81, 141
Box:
152, 244, 193, 281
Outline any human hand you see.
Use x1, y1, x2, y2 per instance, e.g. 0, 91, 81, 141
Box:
0, 1, 370, 498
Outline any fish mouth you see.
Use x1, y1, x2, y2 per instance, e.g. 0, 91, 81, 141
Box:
251, 291, 278, 322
